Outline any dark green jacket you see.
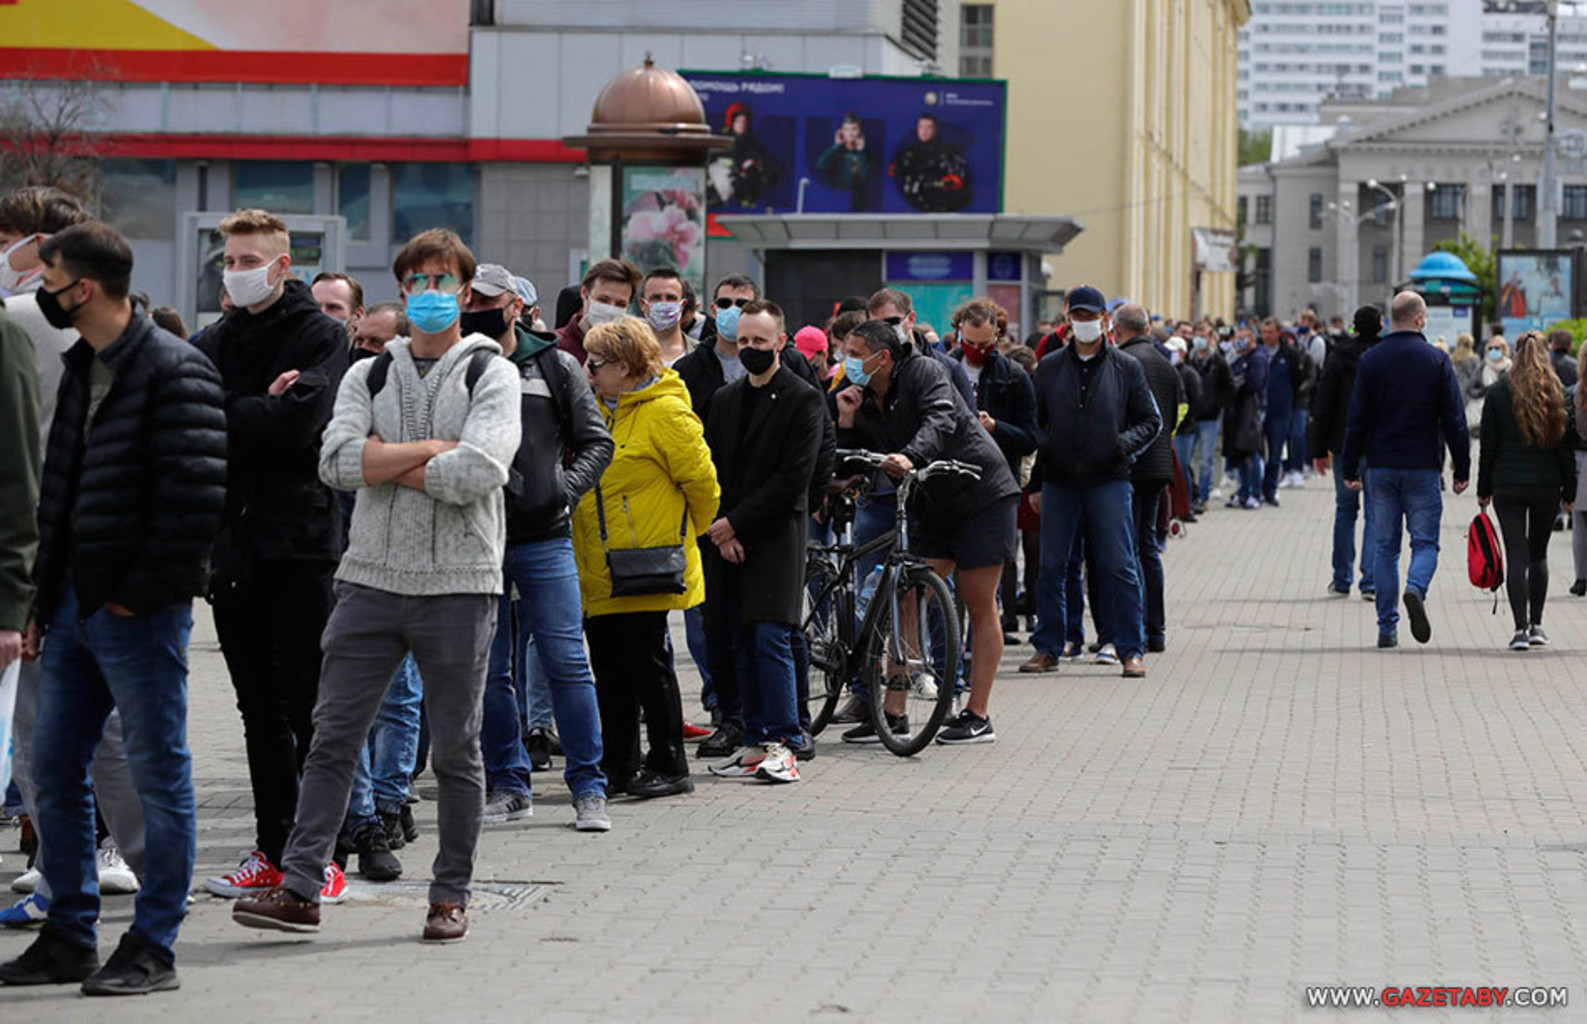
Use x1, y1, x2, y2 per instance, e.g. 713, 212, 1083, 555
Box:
1476, 375, 1578, 502
0, 311, 40, 631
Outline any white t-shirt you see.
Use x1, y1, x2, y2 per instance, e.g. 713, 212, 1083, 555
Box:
3, 289, 78, 444
964, 360, 984, 387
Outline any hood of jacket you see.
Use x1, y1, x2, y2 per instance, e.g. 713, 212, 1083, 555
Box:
509, 322, 558, 364
614, 368, 690, 414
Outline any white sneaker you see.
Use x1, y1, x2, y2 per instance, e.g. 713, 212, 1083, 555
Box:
1209, 488, 1224, 500
753, 743, 800, 784
97, 840, 140, 895
10, 867, 41, 894
1094, 643, 1119, 666
1289, 470, 1306, 489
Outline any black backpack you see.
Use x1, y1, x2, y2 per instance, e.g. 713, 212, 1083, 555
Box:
365, 347, 497, 399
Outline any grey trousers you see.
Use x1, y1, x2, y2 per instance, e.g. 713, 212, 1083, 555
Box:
281, 583, 495, 907
12, 657, 147, 896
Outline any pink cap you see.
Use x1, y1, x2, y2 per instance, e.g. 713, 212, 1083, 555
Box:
794, 325, 828, 363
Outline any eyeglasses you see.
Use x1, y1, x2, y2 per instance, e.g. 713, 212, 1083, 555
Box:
715, 297, 751, 310
403, 272, 461, 294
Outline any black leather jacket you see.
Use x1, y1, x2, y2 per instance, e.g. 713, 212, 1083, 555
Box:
1033, 343, 1161, 488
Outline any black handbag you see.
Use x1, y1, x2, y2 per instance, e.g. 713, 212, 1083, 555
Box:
595, 483, 689, 597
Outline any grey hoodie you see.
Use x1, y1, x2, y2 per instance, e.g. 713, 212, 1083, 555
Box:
320, 333, 522, 596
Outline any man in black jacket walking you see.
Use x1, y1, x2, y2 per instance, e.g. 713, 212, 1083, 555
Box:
1116, 304, 1182, 652
1, 222, 226, 994
194, 209, 351, 900
1309, 305, 1381, 599
1022, 287, 1161, 679
702, 301, 823, 782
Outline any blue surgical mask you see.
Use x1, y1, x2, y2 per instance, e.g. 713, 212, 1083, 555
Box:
406, 290, 461, 334
717, 305, 741, 341
1192, 336, 1209, 352
1233, 337, 1251, 353
1487, 347, 1505, 363
843, 353, 873, 387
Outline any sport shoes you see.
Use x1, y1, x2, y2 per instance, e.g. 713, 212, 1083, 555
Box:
1018, 651, 1058, 674
1572, 579, 1587, 597
1325, 582, 1351, 597
482, 791, 533, 823
1403, 589, 1431, 644
204, 850, 283, 898
572, 794, 612, 832
11, 866, 40, 894
352, 822, 402, 882
1060, 642, 1085, 662
321, 862, 347, 904
232, 886, 320, 934
0, 892, 49, 929
1528, 625, 1550, 647
936, 710, 995, 745
754, 743, 800, 784
830, 694, 867, 724
1094, 644, 1119, 666
908, 671, 938, 700
841, 712, 908, 744
0, 923, 99, 985
423, 902, 468, 943
681, 721, 713, 741
97, 840, 139, 895
1509, 630, 1531, 652
80, 931, 179, 996
707, 753, 761, 777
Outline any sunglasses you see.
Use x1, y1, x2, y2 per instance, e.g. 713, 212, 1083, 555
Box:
715, 297, 751, 310
403, 272, 461, 294
586, 357, 616, 371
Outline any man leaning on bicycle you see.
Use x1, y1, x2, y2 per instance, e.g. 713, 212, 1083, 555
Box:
832, 319, 1019, 744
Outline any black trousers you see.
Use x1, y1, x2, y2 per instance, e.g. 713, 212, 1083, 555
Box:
586, 611, 687, 782
211, 559, 336, 864
1131, 484, 1167, 643
1495, 487, 1558, 631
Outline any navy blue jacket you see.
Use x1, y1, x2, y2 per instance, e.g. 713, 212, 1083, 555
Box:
1339, 330, 1471, 481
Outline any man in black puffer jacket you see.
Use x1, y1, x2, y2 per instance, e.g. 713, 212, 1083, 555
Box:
192, 209, 350, 898
1309, 304, 1382, 598
6, 222, 225, 994
1116, 304, 1183, 652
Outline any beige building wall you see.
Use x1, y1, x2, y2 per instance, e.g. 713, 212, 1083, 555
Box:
992, 0, 1248, 320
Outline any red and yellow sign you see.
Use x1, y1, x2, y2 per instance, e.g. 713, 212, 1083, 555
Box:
0, 0, 470, 86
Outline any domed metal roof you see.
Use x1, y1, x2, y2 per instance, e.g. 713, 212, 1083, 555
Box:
563, 55, 730, 162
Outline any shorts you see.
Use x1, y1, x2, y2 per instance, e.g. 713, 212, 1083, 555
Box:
910, 494, 1018, 570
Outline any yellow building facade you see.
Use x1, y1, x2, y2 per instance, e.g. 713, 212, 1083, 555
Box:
986, 0, 1249, 320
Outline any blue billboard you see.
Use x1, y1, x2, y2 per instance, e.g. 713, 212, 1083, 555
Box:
681, 72, 1006, 216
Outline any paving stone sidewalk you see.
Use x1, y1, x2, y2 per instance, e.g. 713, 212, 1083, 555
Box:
4, 482, 1587, 1022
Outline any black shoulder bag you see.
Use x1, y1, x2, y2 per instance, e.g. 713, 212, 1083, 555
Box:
594, 483, 689, 596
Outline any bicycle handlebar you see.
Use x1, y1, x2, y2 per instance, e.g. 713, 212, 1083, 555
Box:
834, 448, 982, 483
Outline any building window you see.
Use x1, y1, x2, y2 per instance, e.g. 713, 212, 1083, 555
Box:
1308, 247, 1323, 284
1309, 193, 1325, 230
1564, 185, 1587, 220
959, 3, 993, 77
337, 164, 371, 241
392, 163, 473, 246
1238, 196, 1249, 225
1429, 184, 1463, 221
98, 158, 176, 241
235, 161, 315, 215
1255, 195, 1273, 225
1255, 248, 1272, 316
1371, 245, 1389, 283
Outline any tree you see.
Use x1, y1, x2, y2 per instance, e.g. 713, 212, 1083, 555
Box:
0, 77, 108, 196
1238, 128, 1272, 167
1432, 232, 1496, 325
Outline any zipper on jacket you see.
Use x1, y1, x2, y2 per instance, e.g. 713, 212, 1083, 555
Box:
621, 495, 640, 546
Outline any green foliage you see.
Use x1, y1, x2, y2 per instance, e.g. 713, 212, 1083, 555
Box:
1541, 318, 1587, 356
1432, 233, 1496, 325
1238, 128, 1272, 167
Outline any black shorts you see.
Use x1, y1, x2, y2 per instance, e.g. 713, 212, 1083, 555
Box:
909, 494, 1018, 570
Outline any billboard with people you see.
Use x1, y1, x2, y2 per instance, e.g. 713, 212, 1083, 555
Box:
681, 71, 1006, 217
1496, 250, 1577, 338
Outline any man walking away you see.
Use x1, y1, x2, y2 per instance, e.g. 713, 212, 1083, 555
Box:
1339, 292, 1471, 648
0, 221, 226, 994
1549, 328, 1579, 390
1310, 305, 1381, 599
1116, 304, 1181, 652
0, 308, 38, 673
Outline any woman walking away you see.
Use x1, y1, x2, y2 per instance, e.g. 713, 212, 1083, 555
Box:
1476, 330, 1578, 650
1570, 381, 1587, 596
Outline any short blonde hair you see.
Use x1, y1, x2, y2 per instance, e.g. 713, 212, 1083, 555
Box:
219, 208, 290, 256
585, 316, 665, 380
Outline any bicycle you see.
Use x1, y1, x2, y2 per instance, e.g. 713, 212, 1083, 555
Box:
802, 449, 980, 756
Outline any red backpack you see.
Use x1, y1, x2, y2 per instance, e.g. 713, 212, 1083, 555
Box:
1468, 510, 1505, 613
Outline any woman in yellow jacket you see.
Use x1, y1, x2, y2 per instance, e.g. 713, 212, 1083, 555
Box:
574, 316, 719, 799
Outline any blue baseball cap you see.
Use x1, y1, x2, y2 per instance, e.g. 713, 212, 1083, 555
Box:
1107, 297, 1128, 314
1066, 285, 1107, 314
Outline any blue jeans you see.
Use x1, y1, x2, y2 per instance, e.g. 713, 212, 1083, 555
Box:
32, 586, 194, 955
1333, 465, 1376, 592
1238, 453, 1264, 503
1193, 420, 1220, 503
1172, 433, 1195, 496
1366, 467, 1443, 636
1060, 512, 1110, 647
1286, 408, 1309, 474
1262, 410, 1290, 499
683, 605, 713, 711
1034, 480, 1145, 659
486, 538, 606, 800
853, 493, 897, 594
346, 655, 423, 828
735, 622, 801, 748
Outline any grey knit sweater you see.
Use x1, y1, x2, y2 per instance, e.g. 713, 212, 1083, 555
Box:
320, 334, 522, 596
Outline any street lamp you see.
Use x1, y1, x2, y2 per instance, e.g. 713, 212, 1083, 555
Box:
1330, 198, 1396, 312
1541, 1, 1587, 247
1366, 178, 1403, 288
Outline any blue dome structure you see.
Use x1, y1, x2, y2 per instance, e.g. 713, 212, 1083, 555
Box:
1404, 251, 1482, 299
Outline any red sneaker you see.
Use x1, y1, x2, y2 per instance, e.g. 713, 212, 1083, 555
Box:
205, 850, 283, 898
321, 861, 348, 904
682, 721, 712, 741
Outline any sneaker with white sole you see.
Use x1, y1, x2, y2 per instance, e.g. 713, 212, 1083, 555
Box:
205, 850, 283, 898
97, 840, 139, 895
1060, 641, 1085, 662
1509, 630, 1531, 652
482, 791, 532, 823
321, 862, 348, 904
754, 743, 800, 784
572, 795, 611, 832
10, 867, 40, 895
909, 672, 938, 701
1094, 643, 1119, 666
936, 711, 995, 745
0, 892, 48, 929
1528, 625, 1550, 647
708, 753, 762, 778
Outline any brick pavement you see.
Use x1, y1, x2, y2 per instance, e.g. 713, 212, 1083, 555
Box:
4, 482, 1587, 1021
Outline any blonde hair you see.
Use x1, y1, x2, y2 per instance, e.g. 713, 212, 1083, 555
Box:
1453, 332, 1475, 361
1509, 331, 1567, 448
585, 316, 665, 380
218, 208, 290, 256
1487, 335, 1511, 360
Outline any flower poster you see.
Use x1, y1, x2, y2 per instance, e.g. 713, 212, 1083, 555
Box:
620, 167, 706, 297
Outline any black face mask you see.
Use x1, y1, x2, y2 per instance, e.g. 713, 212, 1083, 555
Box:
37, 279, 84, 330
739, 345, 776, 375
350, 345, 379, 363
459, 307, 509, 340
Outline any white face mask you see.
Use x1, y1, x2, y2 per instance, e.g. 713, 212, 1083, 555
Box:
223, 260, 280, 308
584, 300, 626, 327
1071, 319, 1104, 343
0, 233, 40, 293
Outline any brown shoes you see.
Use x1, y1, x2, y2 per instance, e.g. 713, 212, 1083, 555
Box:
233, 886, 321, 933
423, 903, 468, 943
1121, 656, 1146, 679
1018, 652, 1058, 674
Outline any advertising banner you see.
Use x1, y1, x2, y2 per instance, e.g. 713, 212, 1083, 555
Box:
682, 72, 1006, 217
1497, 250, 1576, 337
620, 167, 708, 299
1192, 228, 1239, 273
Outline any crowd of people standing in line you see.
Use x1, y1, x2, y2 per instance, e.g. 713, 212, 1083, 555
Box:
0, 181, 1580, 996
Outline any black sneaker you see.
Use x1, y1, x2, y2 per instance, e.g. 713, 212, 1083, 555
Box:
696, 721, 743, 759
1571, 579, 1587, 597
80, 931, 178, 997
0, 923, 99, 985
1528, 625, 1550, 647
1377, 633, 1398, 649
353, 822, 402, 882
1146, 636, 1166, 653
841, 713, 907, 744
1403, 589, 1431, 644
1509, 630, 1532, 652
625, 769, 694, 799
936, 711, 995, 745
524, 727, 553, 772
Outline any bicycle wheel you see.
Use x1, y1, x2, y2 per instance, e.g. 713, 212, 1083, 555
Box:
802, 556, 849, 737
861, 565, 960, 756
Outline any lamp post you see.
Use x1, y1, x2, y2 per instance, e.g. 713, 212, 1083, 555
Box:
1541, 1, 1587, 247
1331, 199, 1396, 312
1366, 178, 1401, 285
